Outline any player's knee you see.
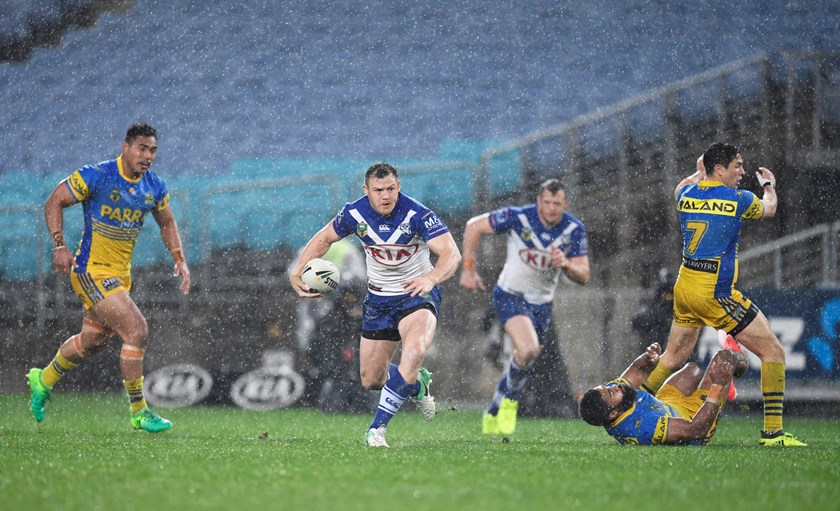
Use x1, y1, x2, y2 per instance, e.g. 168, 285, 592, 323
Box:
520, 345, 541, 363
123, 317, 149, 346
360, 370, 386, 390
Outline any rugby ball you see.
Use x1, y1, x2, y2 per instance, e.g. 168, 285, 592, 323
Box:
301, 258, 341, 294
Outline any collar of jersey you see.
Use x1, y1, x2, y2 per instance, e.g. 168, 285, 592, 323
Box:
698, 179, 725, 189
117, 155, 142, 184
610, 400, 637, 427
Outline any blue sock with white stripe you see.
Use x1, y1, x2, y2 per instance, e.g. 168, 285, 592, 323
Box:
487, 358, 532, 415
369, 364, 418, 429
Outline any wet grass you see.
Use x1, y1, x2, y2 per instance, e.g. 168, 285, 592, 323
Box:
1, 392, 838, 511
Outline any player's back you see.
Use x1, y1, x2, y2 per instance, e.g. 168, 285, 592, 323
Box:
674, 181, 762, 297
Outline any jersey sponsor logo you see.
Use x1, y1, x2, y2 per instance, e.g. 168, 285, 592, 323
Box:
744, 200, 762, 219
144, 364, 214, 408
101, 277, 121, 291
68, 172, 88, 197
682, 257, 719, 274
100, 205, 145, 223
378, 224, 392, 232
230, 366, 305, 410
518, 248, 553, 271
366, 243, 419, 266
678, 198, 737, 216
357, 222, 368, 238
423, 214, 441, 230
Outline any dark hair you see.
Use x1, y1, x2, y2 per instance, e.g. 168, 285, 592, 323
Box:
364, 162, 399, 184
538, 178, 566, 196
125, 123, 157, 143
579, 388, 612, 426
702, 142, 739, 176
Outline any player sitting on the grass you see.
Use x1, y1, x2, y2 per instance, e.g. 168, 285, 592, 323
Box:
579, 341, 748, 445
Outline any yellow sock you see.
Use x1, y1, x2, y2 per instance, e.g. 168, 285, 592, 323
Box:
124, 377, 148, 414
761, 361, 785, 433
41, 350, 79, 389
642, 363, 672, 394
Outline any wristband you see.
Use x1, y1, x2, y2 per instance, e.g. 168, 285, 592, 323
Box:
463, 258, 476, 271
52, 245, 66, 252
707, 383, 724, 402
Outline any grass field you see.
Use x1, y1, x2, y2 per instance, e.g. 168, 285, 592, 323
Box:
1, 393, 838, 511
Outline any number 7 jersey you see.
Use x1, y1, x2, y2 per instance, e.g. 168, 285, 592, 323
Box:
675, 180, 763, 298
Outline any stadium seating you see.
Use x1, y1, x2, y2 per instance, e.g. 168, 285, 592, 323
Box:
0, 0, 838, 280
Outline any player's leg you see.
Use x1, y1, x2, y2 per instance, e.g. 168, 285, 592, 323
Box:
733, 308, 805, 446
91, 290, 171, 432
359, 336, 399, 446
495, 315, 540, 434
398, 307, 437, 420
27, 273, 115, 423
660, 362, 703, 396
644, 322, 700, 394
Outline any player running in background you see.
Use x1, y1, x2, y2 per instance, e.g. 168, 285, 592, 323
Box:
289, 162, 461, 447
27, 123, 190, 433
642, 142, 805, 447
459, 179, 590, 435
579, 340, 748, 445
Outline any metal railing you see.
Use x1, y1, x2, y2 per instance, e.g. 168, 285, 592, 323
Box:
739, 221, 840, 289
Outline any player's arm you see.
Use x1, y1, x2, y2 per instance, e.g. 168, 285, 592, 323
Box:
755, 167, 778, 219
662, 384, 725, 445
554, 251, 590, 284
459, 212, 494, 291
618, 342, 661, 388
152, 205, 190, 295
290, 222, 343, 297
402, 232, 462, 297
44, 181, 79, 275
673, 155, 706, 198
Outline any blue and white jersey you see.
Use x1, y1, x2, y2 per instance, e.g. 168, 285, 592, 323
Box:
490, 204, 588, 304
332, 193, 450, 297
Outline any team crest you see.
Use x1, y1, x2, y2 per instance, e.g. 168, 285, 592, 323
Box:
144, 193, 154, 205
519, 227, 533, 241
399, 222, 412, 236
109, 188, 120, 202
356, 222, 368, 238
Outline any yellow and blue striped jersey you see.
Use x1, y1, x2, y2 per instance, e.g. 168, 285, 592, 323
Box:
64, 156, 170, 275
675, 180, 763, 298
604, 378, 685, 446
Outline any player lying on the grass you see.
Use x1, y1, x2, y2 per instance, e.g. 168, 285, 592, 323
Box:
579, 339, 748, 445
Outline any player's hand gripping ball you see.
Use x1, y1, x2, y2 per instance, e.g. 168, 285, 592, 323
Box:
301, 258, 341, 294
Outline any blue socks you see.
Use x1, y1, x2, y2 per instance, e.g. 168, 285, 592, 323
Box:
369, 364, 420, 429
487, 358, 532, 415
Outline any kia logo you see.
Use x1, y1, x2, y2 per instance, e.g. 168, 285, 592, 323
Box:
518, 248, 553, 271
230, 366, 306, 411
145, 364, 213, 408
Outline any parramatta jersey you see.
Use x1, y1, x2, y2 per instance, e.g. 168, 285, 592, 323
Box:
675, 180, 763, 298
603, 378, 695, 446
490, 204, 587, 304
64, 156, 170, 276
332, 192, 449, 296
